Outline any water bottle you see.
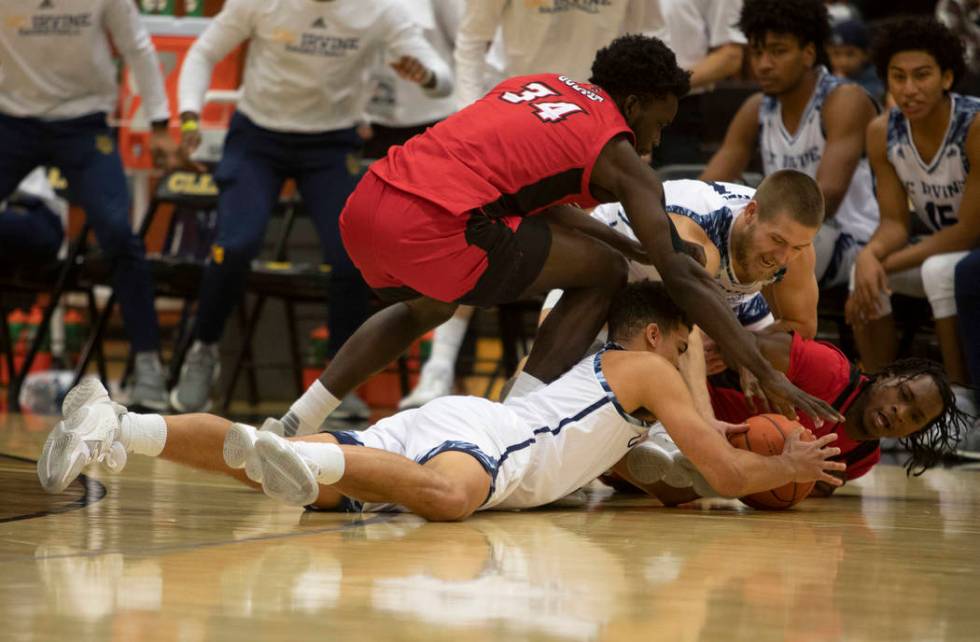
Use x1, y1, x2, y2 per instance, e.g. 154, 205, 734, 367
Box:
19, 370, 75, 416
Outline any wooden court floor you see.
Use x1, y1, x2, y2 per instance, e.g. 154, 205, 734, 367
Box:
2, 412, 979, 642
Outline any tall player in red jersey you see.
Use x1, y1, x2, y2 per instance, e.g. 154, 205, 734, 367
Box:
278, 35, 842, 437
616, 332, 968, 502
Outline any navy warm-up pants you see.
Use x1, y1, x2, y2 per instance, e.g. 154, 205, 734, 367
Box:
954, 248, 980, 403
194, 112, 370, 358
0, 112, 160, 353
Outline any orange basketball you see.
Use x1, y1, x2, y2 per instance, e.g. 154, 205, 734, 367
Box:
727, 414, 815, 510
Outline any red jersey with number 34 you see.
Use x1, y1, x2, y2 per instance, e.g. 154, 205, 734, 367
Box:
370, 74, 635, 217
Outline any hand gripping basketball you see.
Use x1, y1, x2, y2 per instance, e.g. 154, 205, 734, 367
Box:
782, 427, 846, 486
728, 414, 847, 509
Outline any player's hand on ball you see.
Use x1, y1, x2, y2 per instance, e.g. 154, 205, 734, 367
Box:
709, 418, 749, 438
783, 429, 846, 485
391, 56, 434, 87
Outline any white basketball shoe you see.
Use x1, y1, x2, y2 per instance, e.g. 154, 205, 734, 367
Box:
222, 417, 283, 483
626, 426, 695, 488
625, 440, 676, 485
38, 378, 127, 493
397, 364, 453, 410
253, 432, 323, 507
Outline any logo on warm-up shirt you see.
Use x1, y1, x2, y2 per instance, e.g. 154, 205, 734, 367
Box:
528, 0, 613, 15
310, 17, 326, 29
10, 10, 93, 36
39, 0, 54, 9
285, 32, 359, 57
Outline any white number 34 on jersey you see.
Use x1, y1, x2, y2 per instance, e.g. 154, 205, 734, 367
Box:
500, 82, 585, 123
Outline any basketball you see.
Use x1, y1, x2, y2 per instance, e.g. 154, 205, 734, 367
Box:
728, 414, 816, 510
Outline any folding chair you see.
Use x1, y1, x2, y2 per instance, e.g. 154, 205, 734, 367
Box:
0, 167, 120, 409
218, 197, 332, 412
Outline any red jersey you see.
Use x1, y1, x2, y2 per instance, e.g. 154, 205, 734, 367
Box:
370, 73, 634, 217
708, 334, 880, 480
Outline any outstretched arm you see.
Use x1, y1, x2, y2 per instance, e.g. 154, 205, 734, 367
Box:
590, 137, 842, 424
612, 355, 846, 497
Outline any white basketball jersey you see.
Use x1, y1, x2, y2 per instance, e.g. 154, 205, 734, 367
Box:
886, 93, 980, 232
489, 346, 650, 510
759, 66, 879, 242
591, 180, 775, 328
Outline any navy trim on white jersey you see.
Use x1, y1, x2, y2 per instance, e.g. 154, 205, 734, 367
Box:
330, 430, 366, 446
495, 395, 613, 470
885, 93, 980, 232
592, 344, 651, 429
417, 440, 501, 501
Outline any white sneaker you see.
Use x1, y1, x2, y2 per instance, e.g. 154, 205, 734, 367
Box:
638, 426, 694, 489
661, 452, 695, 489
223, 417, 284, 483
254, 432, 320, 507
675, 455, 724, 498
398, 364, 453, 410
625, 441, 675, 485
62, 377, 111, 418
38, 381, 125, 493
223, 422, 261, 482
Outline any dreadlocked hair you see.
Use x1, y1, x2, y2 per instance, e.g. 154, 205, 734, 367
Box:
867, 358, 972, 476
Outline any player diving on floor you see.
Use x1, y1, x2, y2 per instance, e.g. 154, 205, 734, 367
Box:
38, 282, 845, 522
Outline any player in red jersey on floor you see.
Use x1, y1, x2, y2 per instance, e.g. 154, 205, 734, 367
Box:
616, 331, 968, 503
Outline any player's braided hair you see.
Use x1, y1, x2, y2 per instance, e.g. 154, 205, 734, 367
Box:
865, 358, 972, 476
607, 280, 692, 343
738, 0, 832, 68
589, 34, 691, 102
870, 16, 967, 89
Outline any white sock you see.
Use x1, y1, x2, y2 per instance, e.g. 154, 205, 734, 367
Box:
505, 371, 545, 401
424, 309, 472, 373
295, 441, 346, 484
282, 380, 340, 436
119, 413, 167, 457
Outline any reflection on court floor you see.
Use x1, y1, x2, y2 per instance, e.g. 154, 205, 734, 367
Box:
2, 414, 979, 641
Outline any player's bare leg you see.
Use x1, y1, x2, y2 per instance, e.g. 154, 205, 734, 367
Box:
257, 432, 491, 521
318, 298, 457, 402
934, 316, 970, 384
156, 414, 256, 487
520, 223, 628, 383
852, 315, 898, 371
